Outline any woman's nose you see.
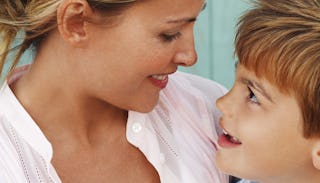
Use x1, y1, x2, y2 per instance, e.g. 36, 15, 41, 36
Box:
173, 48, 197, 67
173, 31, 197, 67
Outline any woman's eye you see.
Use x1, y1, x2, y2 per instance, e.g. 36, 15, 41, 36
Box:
160, 32, 182, 42
248, 87, 259, 104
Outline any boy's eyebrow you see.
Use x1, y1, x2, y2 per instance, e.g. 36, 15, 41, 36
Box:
240, 77, 274, 103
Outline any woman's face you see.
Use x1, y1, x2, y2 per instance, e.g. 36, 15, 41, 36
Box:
215, 64, 317, 182
77, 0, 205, 112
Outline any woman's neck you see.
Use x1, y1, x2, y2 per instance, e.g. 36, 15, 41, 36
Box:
10, 62, 128, 148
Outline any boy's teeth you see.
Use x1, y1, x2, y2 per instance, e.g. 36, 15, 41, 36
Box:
231, 136, 241, 143
223, 129, 242, 144
151, 75, 167, 80
223, 130, 228, 135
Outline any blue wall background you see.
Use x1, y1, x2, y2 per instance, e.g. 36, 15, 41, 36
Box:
4, 1, 250, 89
180, 0, 249, 89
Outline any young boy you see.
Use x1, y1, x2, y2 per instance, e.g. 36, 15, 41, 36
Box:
215, 0, 320, 182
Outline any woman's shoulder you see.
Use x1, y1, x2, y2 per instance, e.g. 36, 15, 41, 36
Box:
157, 71, 227, 138
150, 72, 229, 182
169, 71, 227, 99
163, 71, 227, 114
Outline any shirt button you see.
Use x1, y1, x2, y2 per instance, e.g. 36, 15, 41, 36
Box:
132, 122, 142, 133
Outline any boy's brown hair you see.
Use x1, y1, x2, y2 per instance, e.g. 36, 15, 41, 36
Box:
235, 0, 320, 137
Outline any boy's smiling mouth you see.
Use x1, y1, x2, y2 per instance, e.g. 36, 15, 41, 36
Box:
222, 129, 242, 145
218, 120, 242, 148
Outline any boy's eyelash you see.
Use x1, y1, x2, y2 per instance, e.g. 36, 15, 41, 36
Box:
247, 86, 260, 105
161, 32, 182, 42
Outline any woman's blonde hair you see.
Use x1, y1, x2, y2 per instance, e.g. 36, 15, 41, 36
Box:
0, 0, 136, 79
236, 0, 320, 137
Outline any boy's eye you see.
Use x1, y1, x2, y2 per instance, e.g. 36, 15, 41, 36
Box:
248, 86, 259, 104
161, 32, 182, 42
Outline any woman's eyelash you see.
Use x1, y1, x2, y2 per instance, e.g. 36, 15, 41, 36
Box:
247, 86, 260, 104
161, 32, 182, 42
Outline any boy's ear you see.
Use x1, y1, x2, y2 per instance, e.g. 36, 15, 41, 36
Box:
312, 140, 320, 170
56, 0, 93, 47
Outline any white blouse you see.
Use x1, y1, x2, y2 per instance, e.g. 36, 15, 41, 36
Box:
0, 71, 229, 183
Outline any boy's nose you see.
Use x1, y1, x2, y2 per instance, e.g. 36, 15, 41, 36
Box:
216, 92, 235, 119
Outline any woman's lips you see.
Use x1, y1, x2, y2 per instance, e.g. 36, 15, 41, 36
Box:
148, 74, 169, 89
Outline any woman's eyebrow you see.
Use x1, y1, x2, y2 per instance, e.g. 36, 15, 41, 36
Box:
166, 17, 197, 24
166, 1, 207, 24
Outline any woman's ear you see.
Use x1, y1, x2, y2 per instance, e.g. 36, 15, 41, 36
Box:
57, 0, 93, 47
312, 140, 320, 170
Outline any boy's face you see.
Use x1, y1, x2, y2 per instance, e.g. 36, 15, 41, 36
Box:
215, 64, 317, 182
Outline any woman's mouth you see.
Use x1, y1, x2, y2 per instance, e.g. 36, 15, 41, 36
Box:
148, 74, 169, 89
218, 129, 242, 148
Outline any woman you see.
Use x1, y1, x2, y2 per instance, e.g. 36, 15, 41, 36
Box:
0, 0, 228, 182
